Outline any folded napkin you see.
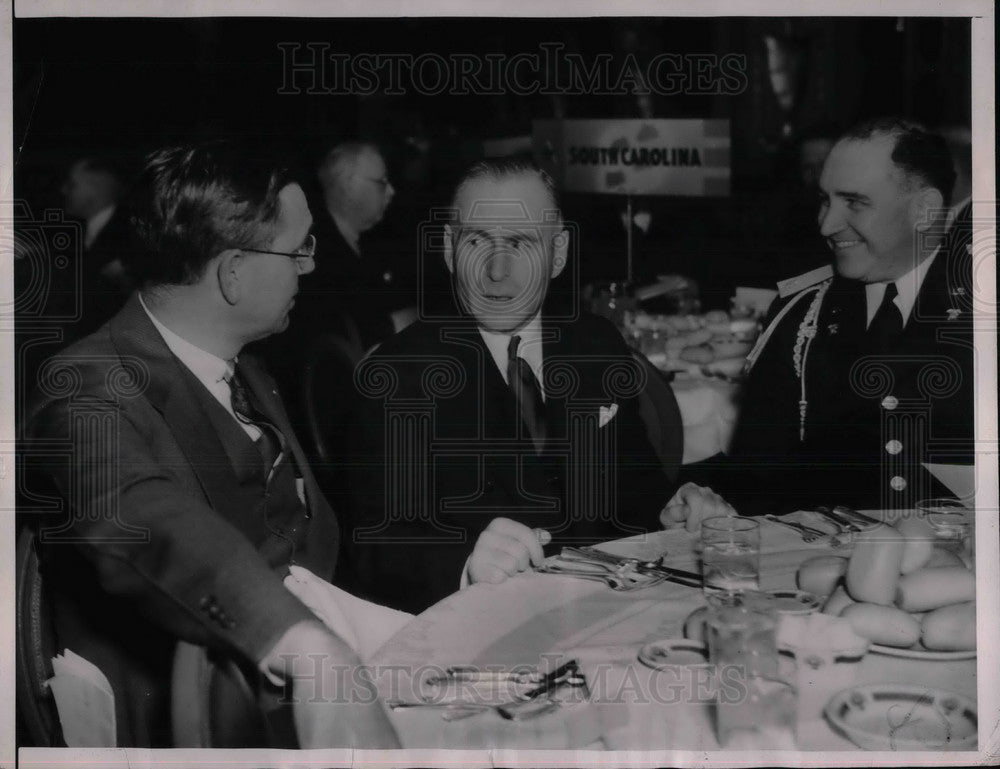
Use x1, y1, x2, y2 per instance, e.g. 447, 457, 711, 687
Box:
284, 565, 413, 662
48, 649, 117, 747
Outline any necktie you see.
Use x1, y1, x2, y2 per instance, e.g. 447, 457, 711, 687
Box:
227, 363, 284, 472
868, 282, 903, 349
507, 335, 547, 453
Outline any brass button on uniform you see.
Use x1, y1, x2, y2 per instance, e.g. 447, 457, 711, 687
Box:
885, 440, 903, 455
881, 395, 899, 411
890, 475, 907, 491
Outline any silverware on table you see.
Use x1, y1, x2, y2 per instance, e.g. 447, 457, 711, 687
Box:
814, 506, 863, 533
562, 546, 703, 587
763, 514, 830, 542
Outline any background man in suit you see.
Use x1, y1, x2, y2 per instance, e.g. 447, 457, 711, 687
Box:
713, 118, 974, 514
303, 141, 413, 349
344, 159, 732, 613
25, 143, 398, 748
59, 156, 139, 339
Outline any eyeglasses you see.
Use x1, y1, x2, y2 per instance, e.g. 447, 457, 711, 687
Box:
242, 233, 316, 260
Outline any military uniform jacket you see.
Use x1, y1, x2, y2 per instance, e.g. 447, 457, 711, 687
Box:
719, 249, 974, 515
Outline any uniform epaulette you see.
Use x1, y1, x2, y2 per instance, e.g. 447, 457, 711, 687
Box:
776, 264, 835, 298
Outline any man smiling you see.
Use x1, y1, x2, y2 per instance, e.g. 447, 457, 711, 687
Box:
343, 159, 731, 613
714, 118, 975, 514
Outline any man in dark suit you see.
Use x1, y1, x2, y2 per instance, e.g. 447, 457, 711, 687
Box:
24, 143, 398, 748
59, 157, 139, 340
343, 159, 732, 613
710, 118, 974, 514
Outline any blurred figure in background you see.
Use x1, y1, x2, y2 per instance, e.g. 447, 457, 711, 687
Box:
306, 141, 415, 349
60, 156, 140, 339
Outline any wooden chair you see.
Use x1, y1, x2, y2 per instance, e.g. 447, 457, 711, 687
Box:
301, 331, 366, 467
171, 641, 296, 748
15, 527, 64, 747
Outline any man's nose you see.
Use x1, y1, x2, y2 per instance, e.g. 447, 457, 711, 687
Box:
386, 182, 396, 201
486, 250, 510, 282
818, 203, 841, 237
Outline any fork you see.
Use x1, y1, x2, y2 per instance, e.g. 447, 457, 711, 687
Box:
763, 514, 830, 543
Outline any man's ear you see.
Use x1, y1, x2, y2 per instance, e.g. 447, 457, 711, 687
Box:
550, 228, 569, 279
216, 250, 243, 305
442, 224, 455, 275
911, 186, 945, 232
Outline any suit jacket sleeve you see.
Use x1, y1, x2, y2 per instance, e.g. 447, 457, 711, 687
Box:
28, 389, 318, 666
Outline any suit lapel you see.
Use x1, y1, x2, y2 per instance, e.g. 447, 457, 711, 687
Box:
107, 295, 260, 523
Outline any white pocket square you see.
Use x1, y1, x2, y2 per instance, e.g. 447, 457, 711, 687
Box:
599, 403, 619, 428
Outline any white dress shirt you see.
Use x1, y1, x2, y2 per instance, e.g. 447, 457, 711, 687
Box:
865, 248, 938, 330
478, 313, 546, 400
138, 293, 260, 440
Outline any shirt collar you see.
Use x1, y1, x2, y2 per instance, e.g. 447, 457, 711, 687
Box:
865, 246, 939, 329
478, 313, 545, 391
138, 292, 232, 388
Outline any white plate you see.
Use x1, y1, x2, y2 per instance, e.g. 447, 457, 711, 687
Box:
825, 683, 977, 750
638, 638, 709, 670
869, 642, 976, 661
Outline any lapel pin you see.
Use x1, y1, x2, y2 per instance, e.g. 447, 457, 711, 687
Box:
946, 308, 962, 321
827, 323, 839, 335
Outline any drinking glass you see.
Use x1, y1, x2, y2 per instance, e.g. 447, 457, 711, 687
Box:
707, 593, 796, 749
700, 516, 760, 598
916, 497, 973, 562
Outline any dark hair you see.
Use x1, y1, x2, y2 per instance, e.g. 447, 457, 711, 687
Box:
841, 118, 956, 207
129, 142, 295, 287
451, 157, 562, 218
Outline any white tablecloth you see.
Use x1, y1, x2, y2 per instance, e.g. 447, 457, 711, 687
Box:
367, 513, 978, 752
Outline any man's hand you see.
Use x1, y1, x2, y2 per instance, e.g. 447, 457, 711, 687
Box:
660, 482, 737, 533
262, 620, 400, 749
468, 517, 552, 585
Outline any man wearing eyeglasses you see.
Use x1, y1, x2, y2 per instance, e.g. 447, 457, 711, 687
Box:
296, 141, 414, 350
24, 142, 399, 749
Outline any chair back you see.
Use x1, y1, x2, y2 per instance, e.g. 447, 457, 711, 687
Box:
171, 641, 296, 748
301, 332, 365, 467
15, 526, 64, 747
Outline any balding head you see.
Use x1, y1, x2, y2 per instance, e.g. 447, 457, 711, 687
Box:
317, 142, 395, 234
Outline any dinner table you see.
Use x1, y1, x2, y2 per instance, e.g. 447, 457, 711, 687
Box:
367, 509, 979, 753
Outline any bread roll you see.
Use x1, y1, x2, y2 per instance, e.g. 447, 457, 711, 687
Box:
925, 547, 966, 568
895, 566, 975, 612
845, 525, 905, 605
841, 602, 921, 647
921, 602, 976, 651
821, 584, 855, 615
897, 516, 935, 574
797, 555, 849, 597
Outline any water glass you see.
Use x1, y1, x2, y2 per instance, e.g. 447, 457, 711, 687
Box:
707, 593, 796, 749
700, 516, 760, 598
916, 497, 973, 562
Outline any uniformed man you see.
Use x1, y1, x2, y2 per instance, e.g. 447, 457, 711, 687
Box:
706, 117, 974, 514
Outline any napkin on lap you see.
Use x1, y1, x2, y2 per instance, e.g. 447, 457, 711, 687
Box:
284, 565, 413, 661
48, 649, 117, 747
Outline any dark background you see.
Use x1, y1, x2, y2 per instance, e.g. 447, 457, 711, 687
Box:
13, 15, 972, 303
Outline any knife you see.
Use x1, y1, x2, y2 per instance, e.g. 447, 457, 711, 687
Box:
564, 547, 703, 586
832, 505, 883, 528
